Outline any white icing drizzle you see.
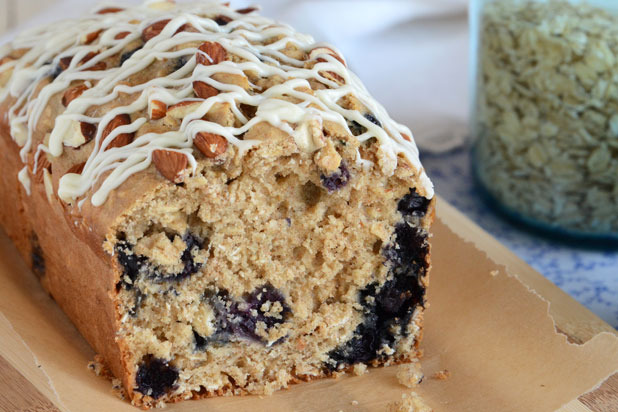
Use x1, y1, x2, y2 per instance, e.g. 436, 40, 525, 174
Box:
17, 166, 31, 195
0, 0, 434, 207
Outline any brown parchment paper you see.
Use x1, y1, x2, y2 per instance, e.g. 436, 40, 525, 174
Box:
0, 206, 617, 412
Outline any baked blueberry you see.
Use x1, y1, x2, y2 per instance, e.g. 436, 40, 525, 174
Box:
321, 162, 350, 193
398, 189, 430, 218
364, 113, 381, 127
120, 47, 142, 66
135, 356, 178, 399
30, 233, 45, 279
116, 241, 146, 290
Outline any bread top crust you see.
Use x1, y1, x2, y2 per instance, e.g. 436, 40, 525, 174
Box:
0, 1, 433, 240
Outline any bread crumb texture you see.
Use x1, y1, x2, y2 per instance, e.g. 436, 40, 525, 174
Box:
397, 361, 424, 388
387, 392, 433, 412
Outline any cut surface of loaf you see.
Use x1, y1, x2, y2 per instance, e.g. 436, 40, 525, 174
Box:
0, 1, 434, 408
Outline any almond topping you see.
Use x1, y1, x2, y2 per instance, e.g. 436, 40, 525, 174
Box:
114, 31, 131, 40
142, 19, 171, 42
309, 47, 346, 67
34, 155, 52, 184
84, 62, 107, 71
192, 81, 219, 99
0, 56, 14, 66
401, 133, 411, 142
194, 132, 228, 158
84, 29, 103, 45
80, 122, 97, 144
167, 101, 202, 119
96, 7, 124, 14
62, 84, 89, 107
80, 51, 98, 64
215, 15, 233, 25
236, 7, 257, 14
59, 56, 73, 71
67, 162, 86, 175
152, 150, 188, 183
149, 100, 167, 120
102, 114, 134, 150
196, 42, 227, 66
175, 23, 199, 35
320, 70, 344, 84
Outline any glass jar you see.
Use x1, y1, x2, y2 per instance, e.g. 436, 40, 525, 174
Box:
470, 0, 618, 242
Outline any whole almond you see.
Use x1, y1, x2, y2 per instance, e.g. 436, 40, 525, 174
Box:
142, 19, 171, 42
97, 7, 123, 14
62, 84, 89, 107
196, 42, 227, 66
236, 7, 257, 14
84, 29, 103, 45
86, 61, 107, 71
80, 122, 97, 144
152, 149, 188, 183
114, 31, 131, 40
194, 132, 228, 158
59, 56, 73, 71
0, 56, 14, 66
80, 51, 98, 65
67, 162, 86, 175
149, 100, 167, 120
320, 70, 344, 84
214, 15, 233, 26
102, 114, 134, 150
174, 23, 199, 35
192, 81, 219, 99
309, 47, 346, 67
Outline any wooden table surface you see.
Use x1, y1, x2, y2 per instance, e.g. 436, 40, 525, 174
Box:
0, 200, 616, 411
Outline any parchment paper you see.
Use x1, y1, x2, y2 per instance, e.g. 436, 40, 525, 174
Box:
0, 208, 617, 412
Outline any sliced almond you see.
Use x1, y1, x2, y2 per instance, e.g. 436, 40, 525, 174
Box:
193, 81, 219, 99
309, 47, 346, 67
149, 100, 167, 120
114, 31, 131, 40
142, 19, 171, 42
102, 114, 134, 150
152, 150, 188, 183
67, 162, 86, 175
196, 42, 227, 66
62, 84, 89, 107
167, 101, 202, 119
84, 29, 103, 45
96, 7, 124, 14
194, 132, 228, 158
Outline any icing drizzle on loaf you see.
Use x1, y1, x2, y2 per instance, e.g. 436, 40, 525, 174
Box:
0, 0, 434, 207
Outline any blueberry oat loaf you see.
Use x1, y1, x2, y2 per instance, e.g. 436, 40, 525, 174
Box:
0, 1, 434, 408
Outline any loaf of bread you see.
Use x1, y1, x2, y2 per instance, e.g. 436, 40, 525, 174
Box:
0, 1, 434, 408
